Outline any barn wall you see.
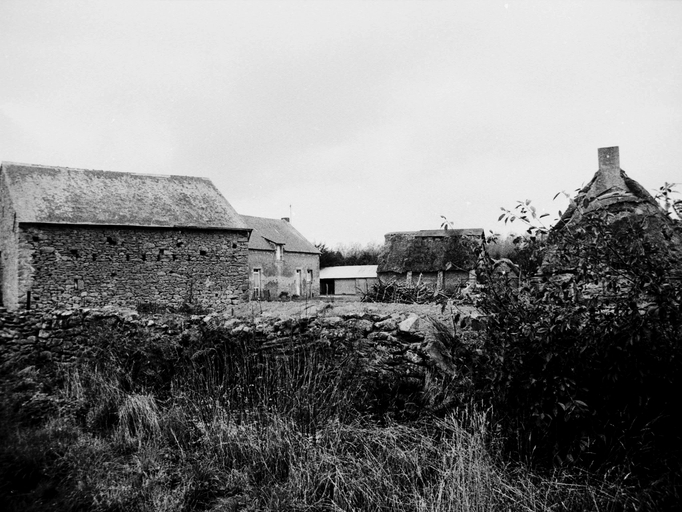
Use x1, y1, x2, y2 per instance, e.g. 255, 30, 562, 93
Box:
14, 224, 250, 311
248, 250, 319, 299
0, 176, 19, 309
379, 270, 469, 293
334, 278, 358, 295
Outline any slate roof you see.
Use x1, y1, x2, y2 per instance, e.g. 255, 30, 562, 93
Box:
320, 265, 378, 280
0, 162, 248, 230
241, 215, 320, 254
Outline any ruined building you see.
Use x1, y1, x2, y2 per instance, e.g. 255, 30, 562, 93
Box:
543, 146, 682, 276
0, 162, 251, 311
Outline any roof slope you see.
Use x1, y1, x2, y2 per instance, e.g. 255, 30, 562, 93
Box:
320, 265, 378, 280
1, 162, 248, 229
544, 147, 682, 273
378, 229, 483, 273
553, 149, 663, 232
242, 215, 320, 254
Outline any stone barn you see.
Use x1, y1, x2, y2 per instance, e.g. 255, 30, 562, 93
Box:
241, 215, 320, 300
377, 229, 483, 293
0, 162, 251, 311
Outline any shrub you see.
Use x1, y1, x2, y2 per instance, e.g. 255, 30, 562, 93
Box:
475, 208, 682, 502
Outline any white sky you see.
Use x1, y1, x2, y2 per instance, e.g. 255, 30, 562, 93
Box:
1, 0, 681, 246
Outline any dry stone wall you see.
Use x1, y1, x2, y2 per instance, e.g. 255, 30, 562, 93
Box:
15, 224, 249, 311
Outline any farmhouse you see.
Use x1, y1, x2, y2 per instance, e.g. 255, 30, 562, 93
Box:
0, 162, 251, 311
241, 215, 320, 300
377, 229, 483, 293
320, 264, 378, 297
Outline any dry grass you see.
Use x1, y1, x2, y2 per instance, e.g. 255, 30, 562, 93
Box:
0, 323, 642, 511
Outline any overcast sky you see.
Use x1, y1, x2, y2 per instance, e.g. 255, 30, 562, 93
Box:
1, 0, 681, 246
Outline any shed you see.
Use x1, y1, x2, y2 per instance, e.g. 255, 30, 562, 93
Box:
319, 265, 378, 296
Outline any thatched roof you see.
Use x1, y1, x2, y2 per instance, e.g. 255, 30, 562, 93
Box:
1, 162, 248, 230
543, 147, 682, 274
378, 229, 483, 274
241, 215, 320, 254
552, 147, 665, 232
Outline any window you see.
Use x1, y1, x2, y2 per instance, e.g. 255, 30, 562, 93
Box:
252, 268, 262, 299
295, 269, 302, 296
275, 244, 283, 261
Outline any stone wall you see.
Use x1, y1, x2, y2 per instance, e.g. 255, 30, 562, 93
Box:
249, 249, 319, 299
11, 224, 249, 311
0, 307, 187, 365
0, 174, 20, 309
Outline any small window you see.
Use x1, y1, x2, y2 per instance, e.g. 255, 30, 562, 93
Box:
200, 249, 207, 256
106, 236, 117, 246
92, 254, 97, 261
32, 235, 40, 242
126, 254, 130, 261
232, 242, 238, 249
74, 278, 83, 290
142, 253, 147, 262
70, 249, 80, 259
275, 244, 283, 261
176, 241, 184, 248
172, 254, 177, 261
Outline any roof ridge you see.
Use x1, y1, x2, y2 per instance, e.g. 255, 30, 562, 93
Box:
2, 162, 211, 181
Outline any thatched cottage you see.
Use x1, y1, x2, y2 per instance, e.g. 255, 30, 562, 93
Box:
377, 228, 483, 293
0, 162, 251, 311
241, 215, 320, 300
543, 146, 682, 274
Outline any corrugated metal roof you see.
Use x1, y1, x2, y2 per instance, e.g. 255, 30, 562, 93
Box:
320, 265, 378, 279
242, 215, 320, 254
1, 162, 248, 230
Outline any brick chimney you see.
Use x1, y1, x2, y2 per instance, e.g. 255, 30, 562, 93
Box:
281, 217, 290, 222
595, 146, 624, 194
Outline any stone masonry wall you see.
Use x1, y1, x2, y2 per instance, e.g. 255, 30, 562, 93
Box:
16, 224, 249, 311
0, 175, 20, 309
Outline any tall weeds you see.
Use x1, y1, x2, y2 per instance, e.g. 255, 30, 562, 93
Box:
0, 322, 642, 511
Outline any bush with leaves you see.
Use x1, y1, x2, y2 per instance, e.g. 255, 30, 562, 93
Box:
476, 204, 682, 501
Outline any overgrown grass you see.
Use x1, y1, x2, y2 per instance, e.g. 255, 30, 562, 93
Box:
0, 322, 644, 511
